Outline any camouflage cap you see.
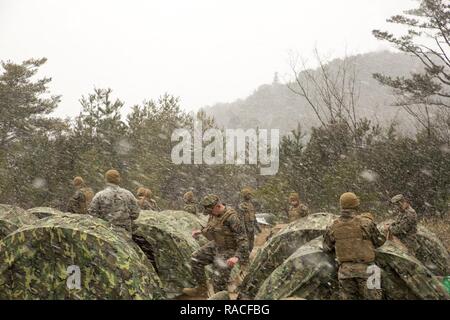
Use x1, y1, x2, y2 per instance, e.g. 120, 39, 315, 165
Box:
391, 194, 405, 204
201, 194, 220, 212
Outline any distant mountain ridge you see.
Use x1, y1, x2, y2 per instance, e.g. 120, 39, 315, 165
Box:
202, 51, 423, 135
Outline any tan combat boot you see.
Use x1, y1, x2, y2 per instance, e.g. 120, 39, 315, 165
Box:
182, 285, 208, 297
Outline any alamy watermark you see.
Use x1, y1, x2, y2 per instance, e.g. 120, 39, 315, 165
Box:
366, 265, 381, 290
171, 120, 280, 175
66, 265, 81, 290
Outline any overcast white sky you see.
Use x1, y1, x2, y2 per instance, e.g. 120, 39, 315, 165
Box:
0, 0, 415, 117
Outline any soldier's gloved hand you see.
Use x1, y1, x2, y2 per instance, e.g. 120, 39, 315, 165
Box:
227, 257, 239, 268
192, 230, 202, 239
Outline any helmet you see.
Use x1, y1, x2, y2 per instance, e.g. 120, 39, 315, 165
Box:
241, 187, 254, 200
289, 192, 300, 202
105, 169, 121, 185
137, 187, 146, 197
73, 176, 84, 187
183, 191, 194, 202
340, 192, 360, 209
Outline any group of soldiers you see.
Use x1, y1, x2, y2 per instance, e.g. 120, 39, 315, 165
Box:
182, 191, 418, 300
67, 171, 159, 218
66, 169, 418, 300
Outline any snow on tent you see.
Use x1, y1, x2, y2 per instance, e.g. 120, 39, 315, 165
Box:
0, 213, 164, 300
379, 220, 449, 276
255, 239, 449, 300
133, 210, 207, 297
239, 213, 337, 298
27, 207, 63, 219
0, 204, 39, 240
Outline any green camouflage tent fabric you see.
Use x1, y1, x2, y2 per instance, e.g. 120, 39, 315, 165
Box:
379, 220, 449, 276
240, 213, 337, 297
0, 213, 164, 300
255, 238, 449, 300
0, 205, 39, 240
160, 210, 209, 237
255, 237, 339, 300
134, 210, 207, 297
208, 291, 231, 300
376, 240, 449, 299
415, 225, 449, 276
27, 207, 63, 219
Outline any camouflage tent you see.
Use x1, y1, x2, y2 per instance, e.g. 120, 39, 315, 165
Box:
415, 225, 449, 276
0, 213, 164, 300
376, 240, 449, 300
240, 213, 337, 297
255, 237, 338, 300
27, 207, 63, 219
379, 220, 449, 276
0, 205, 39, 240
255, 237, 449, 300
208, 291, 231, 300
134, 210, 207, 298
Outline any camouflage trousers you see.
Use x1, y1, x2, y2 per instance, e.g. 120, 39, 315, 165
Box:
191, 241, 235, 292
245, 224, 255, 254
338, 278, 382, 300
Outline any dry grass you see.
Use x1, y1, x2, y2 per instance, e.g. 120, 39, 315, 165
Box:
421, 215, 450, 253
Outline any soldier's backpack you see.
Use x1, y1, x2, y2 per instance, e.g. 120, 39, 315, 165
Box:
332, 216, 375, 264
80, 187, 94, 214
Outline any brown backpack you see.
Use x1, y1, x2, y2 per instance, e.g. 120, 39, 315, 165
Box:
80, 187, 94, 214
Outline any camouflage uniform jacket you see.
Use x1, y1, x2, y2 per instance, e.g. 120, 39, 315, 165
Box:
67, 187, 94, 215
323, 210, 386, 279
88, 183, 140, 233
201, 206, 249, 263
238, 200, 256, 226
390, 206, 418, 254
288, 203, 309, 222
390, 206, 417, 239
183, 202, 198, 215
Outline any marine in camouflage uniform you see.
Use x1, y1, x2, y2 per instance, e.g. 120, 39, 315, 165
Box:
388, 194, 418, 256
136, 187, 160, 211
66, 176, 94, 215
238, 187, 258, 253
88, 170, 140, 235
287, 192, 309, 223
182, 194, 249, 297
323, 192, 386, 300
183, 191, 198, 215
